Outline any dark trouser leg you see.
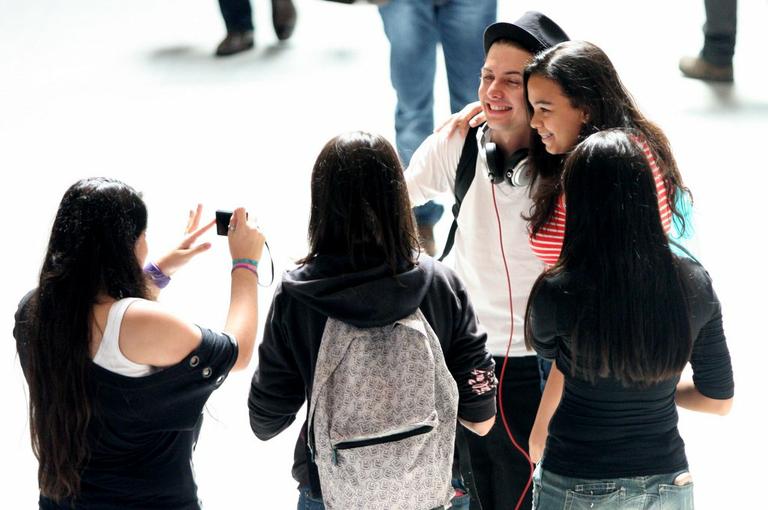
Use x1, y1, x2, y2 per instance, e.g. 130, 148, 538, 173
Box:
464, 356, 541, 510
218, 0, 254, 33
701, 0, 737, 65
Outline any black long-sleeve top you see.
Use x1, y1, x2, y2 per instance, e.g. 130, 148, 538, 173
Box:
247, 254, 497, 487
528, 257, 734, 478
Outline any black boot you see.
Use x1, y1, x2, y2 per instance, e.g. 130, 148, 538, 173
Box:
215, 30, 255, 56
271, 0, 297, 41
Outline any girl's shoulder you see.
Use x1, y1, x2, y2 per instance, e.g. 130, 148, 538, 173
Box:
120, 299, 202, 367
675, 257, 715, 293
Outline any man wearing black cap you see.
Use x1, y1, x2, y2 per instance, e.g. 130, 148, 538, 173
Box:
405, 11, 568, 510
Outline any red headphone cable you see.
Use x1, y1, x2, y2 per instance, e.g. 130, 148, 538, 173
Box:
490, 184, 535, 510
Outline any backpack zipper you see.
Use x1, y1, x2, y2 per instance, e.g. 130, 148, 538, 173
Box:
331, 424, 434, 464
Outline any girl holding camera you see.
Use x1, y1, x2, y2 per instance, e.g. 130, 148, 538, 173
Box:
14, 178, 264, 509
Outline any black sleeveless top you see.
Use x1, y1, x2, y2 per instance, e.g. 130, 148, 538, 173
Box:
14, 292, 238, 509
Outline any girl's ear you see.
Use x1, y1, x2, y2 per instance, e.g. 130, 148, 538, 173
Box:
581, 110, 589, 124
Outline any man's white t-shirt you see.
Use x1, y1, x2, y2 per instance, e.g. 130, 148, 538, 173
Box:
406, 127, 545, 357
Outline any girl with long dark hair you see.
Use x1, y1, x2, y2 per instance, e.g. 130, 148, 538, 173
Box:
524, 40, 691, 266
524, 130, 733, 509
521, 40, 703, 465
247, 132, 498, 509
14, 177, 265, 509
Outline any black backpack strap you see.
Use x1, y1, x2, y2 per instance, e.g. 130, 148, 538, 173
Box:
301, 407, 323, 498
456, 426, 484, 510
438, 126, 480, 261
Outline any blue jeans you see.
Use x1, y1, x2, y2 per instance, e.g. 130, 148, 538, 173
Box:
378, 0, 496, 226
298, 480, 470, 510
537, 356, 552, 393
533, 464, 694, 510
297, 487, 324, 510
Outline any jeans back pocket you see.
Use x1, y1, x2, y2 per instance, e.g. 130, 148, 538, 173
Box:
659, 481, 694, 510
565, 484, 625, 510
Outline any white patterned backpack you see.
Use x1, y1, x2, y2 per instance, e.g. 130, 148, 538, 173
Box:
308, 308, 460, 510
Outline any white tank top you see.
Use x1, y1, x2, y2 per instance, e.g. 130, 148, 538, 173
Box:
92, 298, 154, 377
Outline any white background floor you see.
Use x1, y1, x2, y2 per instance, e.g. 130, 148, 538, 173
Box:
1, 0, 766, 508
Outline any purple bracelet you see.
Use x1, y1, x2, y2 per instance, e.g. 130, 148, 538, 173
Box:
144, 262, 171, 289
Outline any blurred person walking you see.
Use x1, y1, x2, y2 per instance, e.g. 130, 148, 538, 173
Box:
378, 0, 497, 255
216, 0, 297, 56
679, 0, 737, 81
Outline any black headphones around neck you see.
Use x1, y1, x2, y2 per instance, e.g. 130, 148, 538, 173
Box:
480, 126, 531, 187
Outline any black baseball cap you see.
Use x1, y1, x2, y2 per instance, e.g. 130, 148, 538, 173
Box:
483, 11, 569, 55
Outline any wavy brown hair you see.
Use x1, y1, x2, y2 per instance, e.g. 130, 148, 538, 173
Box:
523, 40, 690, 236
26, 178, 149, 500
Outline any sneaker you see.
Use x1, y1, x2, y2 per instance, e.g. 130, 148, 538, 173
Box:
679, 56, 733, 82
417, 224, 437, 257
215, 31, 255, 57
271, 0, 297, 41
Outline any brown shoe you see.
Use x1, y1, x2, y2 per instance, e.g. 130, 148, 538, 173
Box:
417, 224, 437, 257
215, 31, 255, 57
679, 56, 733, 82
272, 0, 297, 41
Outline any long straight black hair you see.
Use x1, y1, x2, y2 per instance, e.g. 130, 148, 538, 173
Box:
523, 40, 689, 237
525, 130, 692, 386
26, 178, 149, 500
299, 131, 419, 272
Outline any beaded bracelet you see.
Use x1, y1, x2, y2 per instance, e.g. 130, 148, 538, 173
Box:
144, 262, 171, 289
232, 258, 259, 268
232, 263, 258, 278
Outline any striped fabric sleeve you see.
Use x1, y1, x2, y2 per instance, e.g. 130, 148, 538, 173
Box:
637, 137, 673, 234
529, 195, 566, 267
528, 137, 673, 267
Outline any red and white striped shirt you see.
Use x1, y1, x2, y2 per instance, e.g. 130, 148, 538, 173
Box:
529, 138, 672, 267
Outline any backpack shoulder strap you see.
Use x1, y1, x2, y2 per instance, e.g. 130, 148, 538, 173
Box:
439, 126, 480, 261
307, 317, 356, 461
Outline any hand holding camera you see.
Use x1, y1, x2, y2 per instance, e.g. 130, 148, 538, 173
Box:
221, 208, 266, 268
